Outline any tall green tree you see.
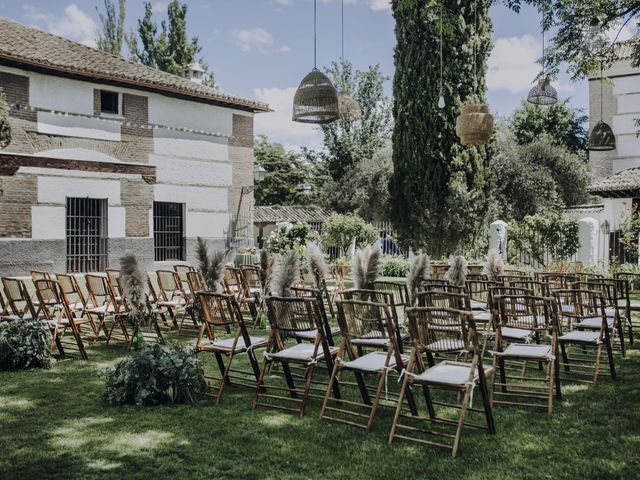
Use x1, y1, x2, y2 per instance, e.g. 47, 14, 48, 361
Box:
390, 0, 493, 256
509, 99, 588, 152
127, 0, 207, 78
320, 59, 392, 183
254, 136, 309, 207
95, 0, 126, 55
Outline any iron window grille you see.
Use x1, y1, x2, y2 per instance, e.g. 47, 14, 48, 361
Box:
66, 198, 108, 273
153, 201, 185, 261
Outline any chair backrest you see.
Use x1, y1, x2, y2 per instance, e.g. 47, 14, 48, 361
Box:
291, 286, 328, 321
56, 274, 87, 307
31, 270, 52, 282
465, 280, 497, 304
156, 270, 183, 300
431, 264, 449, 279
186, 270, 206, 295
573, 279, 617, 307
146, 275, 159, 303
336, 299, 396, 342
503, 279, 548, 297
418, 280, 466, 295
224, 266, 244, 296
85, 274, 118, 311
374, 281, 409, 307
415, 290, 470, 310
174, 264, 195, 281
34, 279, 63, 320
614, 272, 640, 294
0, 289, 7, 315
497, 273, 530, 284
266, 296, 320, 334
494, 294, 552, 333
466, 273, 488, 281
2, 277, 37, 319
105, 268, 121, 295
198, 292, 241, 329
240, 265, 262, 292
467, 264, 484, 276
405, 306, 475, 355
535, 272, 579, 291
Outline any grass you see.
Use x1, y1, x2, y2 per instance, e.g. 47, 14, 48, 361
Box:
1, 330, 640, 480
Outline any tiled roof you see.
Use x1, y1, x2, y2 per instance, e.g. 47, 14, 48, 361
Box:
254, 206, 333, 224
588, 167, 640, 197
0, 17, 269, 113
564, 203, 604, 213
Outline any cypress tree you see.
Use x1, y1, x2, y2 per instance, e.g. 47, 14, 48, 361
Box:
389, 0, 493, 257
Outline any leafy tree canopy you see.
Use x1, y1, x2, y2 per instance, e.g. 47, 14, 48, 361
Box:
95, 0, 126, 55
509, 99, 588, 152
254, 136, 310, 207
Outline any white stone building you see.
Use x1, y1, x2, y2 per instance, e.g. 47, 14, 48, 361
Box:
0, 18, 269, 276
566, 40, 640, 266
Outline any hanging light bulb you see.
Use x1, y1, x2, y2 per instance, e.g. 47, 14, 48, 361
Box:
438, 95, 445, 109
336, 0, 362, 122
292, 0, 339, 124
437, 3, 445, 109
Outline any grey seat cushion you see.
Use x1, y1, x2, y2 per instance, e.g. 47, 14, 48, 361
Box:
559, 330, 601, 344
295, 327, 340, 341
267, 343, 338, 362
413, 361, 494, 386
210, 335, 268, 352
340, 351, 407, 372
499, 343, 553, 360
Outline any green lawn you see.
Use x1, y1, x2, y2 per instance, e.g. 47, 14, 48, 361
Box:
1, 332, 639, 480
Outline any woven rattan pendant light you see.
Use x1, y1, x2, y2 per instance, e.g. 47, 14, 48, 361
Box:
337, 0, 362, 121
527, 27, 558, 105
292, 0, 339, 124
589, 64, 616, 151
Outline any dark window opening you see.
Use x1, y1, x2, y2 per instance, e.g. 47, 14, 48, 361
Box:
154, 202, 185, 261
100, 90, 119, 114
66, 198, 108, 273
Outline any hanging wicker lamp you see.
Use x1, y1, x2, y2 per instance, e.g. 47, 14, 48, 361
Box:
292, 69, 340, 124
588, 120, 616, 151
337, 92, 362, 121
456, 104, 494, 146
527, 77, 558, 106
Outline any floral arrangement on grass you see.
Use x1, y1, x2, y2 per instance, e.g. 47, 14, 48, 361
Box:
120, 252, 154, 348
0, 320, 52, 370
103, 344, 206, 406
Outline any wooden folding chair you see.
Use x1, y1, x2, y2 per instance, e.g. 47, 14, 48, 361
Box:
2, 277, 39, 321
105, 268, 123, 304
555, 288, 616, 385
374, 280, 409, 325
84, 274, 118, 340
614, 272, 639, 344
389, 306, 495, 457
291, 286, 340, 346
156, 270, 191, 334
34, 279, 88, 360
240, 265, 262, 325
196, 292, 268, 403
174, 264, 195, 299
252, 296, 339, 418
31, 270, 52, 282
320, 299, 412, 431
491, 294, 560, 414
56, 274, 90, 314
224, 266, 258, 323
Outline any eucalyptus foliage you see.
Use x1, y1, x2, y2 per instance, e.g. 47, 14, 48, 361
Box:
104, 344, 206, 406
508, 215, 580, 267
0, 320, 52, 370
390, 0, 493, 256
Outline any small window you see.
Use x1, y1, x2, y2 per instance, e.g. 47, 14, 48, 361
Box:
100, 90, 119, 115
153, 202, 185, 262
66, 198, 108, 273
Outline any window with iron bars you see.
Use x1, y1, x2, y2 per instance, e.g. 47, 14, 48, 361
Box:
153, 201, 185, 261
66, 198, 108, 273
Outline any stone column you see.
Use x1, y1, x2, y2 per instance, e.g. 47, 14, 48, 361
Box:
577, 217, 599, 267
489, 220, 508, 260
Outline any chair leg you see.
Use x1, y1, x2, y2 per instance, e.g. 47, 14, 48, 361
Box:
215, 352, 236, 404
319, 359, 341, 420
299, 363, 316, 418
605, 338, 616, 380
251, 358, 269, 411
593, 344, 602, 385
546, 360, 555, 415
366, 369, 387, 432
451, 387, 472, 457
388, 375, 411, 444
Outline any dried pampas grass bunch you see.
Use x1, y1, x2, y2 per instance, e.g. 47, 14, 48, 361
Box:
120, 252, 147, 313
483, 248, 505, 281
407, 254, 431, 305
259, 249, 275, 294
445, 255, 468, 287
305, 242, 327, 290
353, 242, 382, 290
271, 250, 300, 297
195, 236, 225, 293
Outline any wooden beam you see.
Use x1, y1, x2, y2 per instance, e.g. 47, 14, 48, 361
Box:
0, 153, 156, 183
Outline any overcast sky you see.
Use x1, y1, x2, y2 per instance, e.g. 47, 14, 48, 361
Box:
0, 0, 615, 151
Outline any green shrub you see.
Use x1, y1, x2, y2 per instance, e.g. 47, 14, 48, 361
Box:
267, 221, 318, 256
322, 213, 377, 255
381, 256, 410, 278
0, 320, 52, 370
104, 344, 206, 406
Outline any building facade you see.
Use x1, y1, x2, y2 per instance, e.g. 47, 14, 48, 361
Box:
0, 18, 268, 276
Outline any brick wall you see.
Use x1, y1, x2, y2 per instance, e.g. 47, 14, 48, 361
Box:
93, 89, 101, 115
228, 114, 256, 239
121, 93, 152, 164
0, 174, 37, 237
0, 71, 36, 123
121, 178, 153, 237
229, 113, 254, 148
